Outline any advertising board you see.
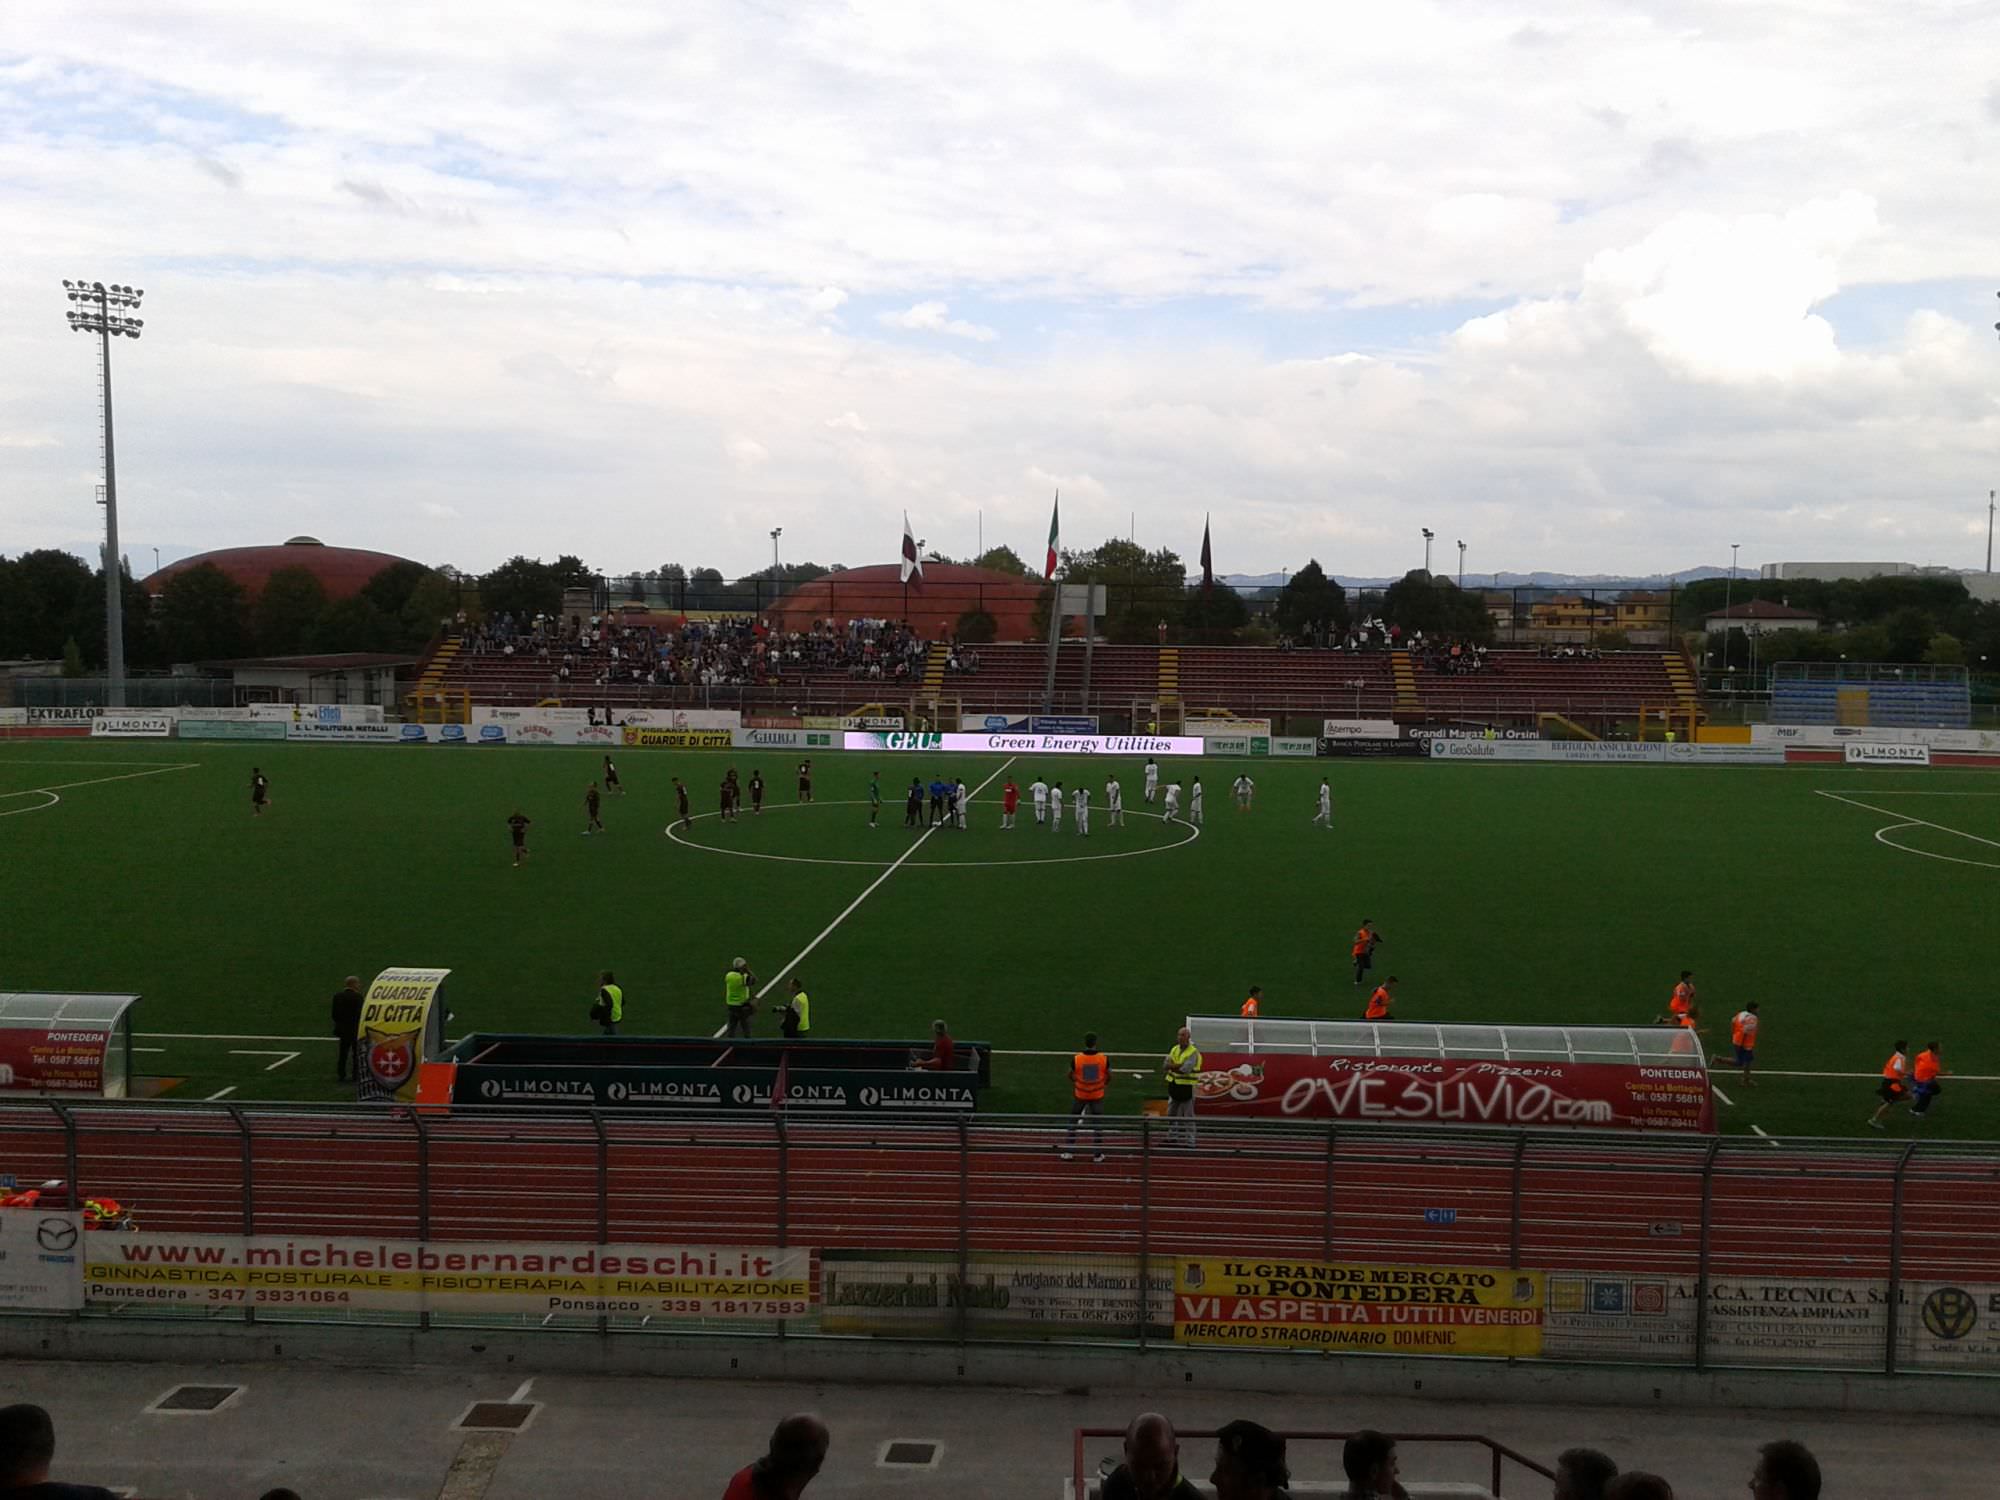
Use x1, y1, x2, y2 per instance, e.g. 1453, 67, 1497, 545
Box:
285, 721, 399, 743
357, 968, 449, 1104
844, 731, 1205, 756
732, 728, 839, 751
1844, 742, 1931, 766
89, 716, 174, 738
1271, 737, 1318, 758
820, 1250, 1172, 1340
0, 1210, 85, 1310
1321, 720, 1400, 739
1753, 725, 2000, 753
0, 1030, 110, 1095
1189, 718, 1272, 738
1184, 1052, 1714, 1132
84, 1233, 813, 1320
960, 715, 1103, 734
620, 728, 734, 749
0, 709, 25, 728
803, 714, 906, 731
1199, 735, 1270, 757
1319, 739, 1425, 759
26, 707, 101, 723
457, 1066, 976, 1114
1173, 1258, 1544, 1356
1426, 740, 1783, 765
251, 703, 385, 724
179, 720, 286, 742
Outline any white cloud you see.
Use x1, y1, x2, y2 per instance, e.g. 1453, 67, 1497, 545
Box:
880, 301, 998, 342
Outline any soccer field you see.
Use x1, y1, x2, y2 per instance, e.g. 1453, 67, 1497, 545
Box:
3, 738, 1994, 1140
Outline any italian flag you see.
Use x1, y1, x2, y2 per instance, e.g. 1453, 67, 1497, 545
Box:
1044, 494, 1060, 580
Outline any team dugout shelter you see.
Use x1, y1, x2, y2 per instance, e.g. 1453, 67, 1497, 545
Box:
425, 1034, 992, 1115
0, 993, 142, 1099
1182, 1017, 1714, 1133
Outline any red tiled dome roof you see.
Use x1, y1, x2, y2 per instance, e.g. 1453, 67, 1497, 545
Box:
764, 563, 1044, 640
142, 538, 419, 601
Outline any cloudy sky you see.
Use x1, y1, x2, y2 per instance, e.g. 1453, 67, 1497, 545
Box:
3, 1, 1997, 581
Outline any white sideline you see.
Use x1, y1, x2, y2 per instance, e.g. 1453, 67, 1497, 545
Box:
714, 756, 1019, 1036
0, 761, 199, 818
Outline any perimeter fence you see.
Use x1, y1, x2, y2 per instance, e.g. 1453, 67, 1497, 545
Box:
4, 1100, 1998, 1379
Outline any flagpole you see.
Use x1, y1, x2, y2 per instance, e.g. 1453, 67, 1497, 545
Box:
1041, 493, 1061, 716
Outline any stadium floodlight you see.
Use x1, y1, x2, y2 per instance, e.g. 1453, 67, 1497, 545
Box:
1456, 539, 1466, 590
1421, 527, 1435, 574
63, 279, 147, 708
770, 526, 783, 572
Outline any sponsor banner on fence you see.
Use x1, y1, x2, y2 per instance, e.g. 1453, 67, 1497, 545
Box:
602, 708, 744, 730
1844, 742, 1931, 766
821, 1250, 1173, 1340
1408, 726, 1541, 739
843, 731, 1205, 756
1541, 1271, 1693, 1364
26, 707, 101, 723
179, 719, 287, 741
0, 1210, 85, 1310
286, 720, 399, 743
89, 715, 174, 738
803, 714, 906, 731
1189, 718, 1272, 738
621, 727, 734, 749
732, 728, 839, 751
83, 1233, 813, 1319
1319, 739, 1426, 759
1321, 719, 1400, 740
1272, 737, 1318, 758
1186, 1052, 1714, 1133
1754, 724, 2000, 753
1200, 735, 1269, 757
0, 1029, 110, 1095
1426, 740, 1783, 765
458, 1066, 976, 1114
249, 703, 386, 724
1174, 1258, 1544, 1356
358, 968, 448, 1104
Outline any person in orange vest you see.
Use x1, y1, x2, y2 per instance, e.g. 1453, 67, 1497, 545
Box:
1239, 987, 1263, 1019
1061, 1032, 1110, 1162
1730, 1001, 1760, 1086
1351, 920, 1381, 987
1364, 977, 1397, 1022
1911, 1042, 1949, 1120
1868, 1039, 1910, 1129
1656, 970, 1696, 1028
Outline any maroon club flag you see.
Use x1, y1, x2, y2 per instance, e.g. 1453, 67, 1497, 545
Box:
1200, 515, 1213, 597
900, 512, 923, 585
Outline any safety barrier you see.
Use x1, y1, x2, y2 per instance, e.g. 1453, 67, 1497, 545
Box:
1070, 1428, 1554, 1499
4, 1100, 1999, 1378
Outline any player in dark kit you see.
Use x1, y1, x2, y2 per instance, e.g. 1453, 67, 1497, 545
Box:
798, 760, 814, 802
602, 756, 623, 794
905, 777, 923, 828
671, 776, 693, 831
749, 770, 765, 814
507, 809, 531, 866
250, 768, 270, 816
584, 781, 604, 835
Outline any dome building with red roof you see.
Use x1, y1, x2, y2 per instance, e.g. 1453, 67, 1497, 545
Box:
143, 537, 418, 601
763, 563, 1044, 640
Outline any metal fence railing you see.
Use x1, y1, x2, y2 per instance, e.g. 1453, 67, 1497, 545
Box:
5, 1100, 1998, 1379
1070, 1428, 1555, 1499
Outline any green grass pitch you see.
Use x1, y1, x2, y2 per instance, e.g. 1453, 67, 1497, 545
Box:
2, 739, 1993, 1140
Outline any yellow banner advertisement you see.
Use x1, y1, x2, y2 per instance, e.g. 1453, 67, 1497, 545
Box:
621, 728, 733, 749
85, 1233, 814, 1319
358, 966, 448, 1103
1173, 1258, 1543, 1356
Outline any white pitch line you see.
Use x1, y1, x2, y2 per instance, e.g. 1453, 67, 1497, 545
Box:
0, 762, 200, 819
1750, 1124, 1780, 1148
509, 1378, 535, 1403
716, 757, 1018, 1036
229, 1049, 301, 1072
1816, 789, 2000, 851
1711, 1084, 1735, 1107
204, 1086, 237, 1102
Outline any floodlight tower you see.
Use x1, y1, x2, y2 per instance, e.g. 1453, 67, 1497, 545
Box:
63, 279, 145, 707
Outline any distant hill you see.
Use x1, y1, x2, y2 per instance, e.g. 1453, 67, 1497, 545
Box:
1212, 566, 1743, 592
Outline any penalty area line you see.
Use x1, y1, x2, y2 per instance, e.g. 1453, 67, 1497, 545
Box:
716, 756, 1018, 1037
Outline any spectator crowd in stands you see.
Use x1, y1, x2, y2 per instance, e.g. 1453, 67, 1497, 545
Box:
1540, 641, 1607, 662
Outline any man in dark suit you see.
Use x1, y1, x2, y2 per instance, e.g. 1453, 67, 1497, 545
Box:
331, 975, 365, 1082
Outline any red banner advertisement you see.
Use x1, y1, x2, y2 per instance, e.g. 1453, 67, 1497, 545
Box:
0, 1029, 110, 1094
1187, 1053, 1713, 1133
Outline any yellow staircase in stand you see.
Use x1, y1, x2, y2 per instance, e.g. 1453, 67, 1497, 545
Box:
1663, 651, 1698, 712
919, 645, 948, 696
415, 637, 459, 698
1157, 648, 1180, 706
1391, 649, 1421, 711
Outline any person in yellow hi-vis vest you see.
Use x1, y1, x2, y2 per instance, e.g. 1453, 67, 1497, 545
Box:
724, 958, 758, 1037
1164, 1026, 1202, 1148
591, 970, 623, 1036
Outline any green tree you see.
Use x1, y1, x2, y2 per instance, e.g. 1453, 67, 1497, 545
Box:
399, 571, 461, 645
973, 545, 1029, 576
1381, 570, 1494, 641
0, 549, 94, 660
1924, 632, 1966, 666
955, 608, 998, 643
157, 563, 250, 663
311, 595, 398, 654
479, 556, 564, 619
254, 566, 330, 656
1181, 582, 1249, 642
359, 560, 432, 619
1039, 538, 1188, 643
61, 637, 85, 677
1273, 559, 1350, 640
61, 564, 159, 672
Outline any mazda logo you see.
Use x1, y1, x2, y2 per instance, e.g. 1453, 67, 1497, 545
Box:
36, 1218, 78, 1252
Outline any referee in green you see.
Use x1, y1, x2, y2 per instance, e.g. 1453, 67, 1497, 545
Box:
724, 958, 758, 1037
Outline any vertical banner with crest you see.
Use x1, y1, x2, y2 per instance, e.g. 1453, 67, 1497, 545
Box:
357, 967, 450, 1103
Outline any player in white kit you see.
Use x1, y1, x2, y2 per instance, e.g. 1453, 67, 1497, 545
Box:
1162, 782, 1182, 821
955, 777, 970, 829
1312, 778, 1333, 827
1189, 776, 1205, 825
1031, 778, 1049, 825
1105, 776, 1124, 827
1143, 757, 1160, 803
1049, 781, 1064, 830
1074, 784, 1090, 836
1233, 773, 1254, 810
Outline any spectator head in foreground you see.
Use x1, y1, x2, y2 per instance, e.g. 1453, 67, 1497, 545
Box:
1342, 1429, 1397, 1499
741, 1412, 829, 1498
1115, 1412, 1187, 1499
0, 1404, 114, 1495
1604, 1475, 1673, 1500
1751, 1441, 1821, 1500
1554, 1447, 1618, 1500
1212, 1420, 1290, 1500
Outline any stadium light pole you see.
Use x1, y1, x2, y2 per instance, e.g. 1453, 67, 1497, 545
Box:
64, 279, 145, 708
1421, 528, 1435, 574
1456, 539, 1466, 589
1722, 542, 1739, 669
